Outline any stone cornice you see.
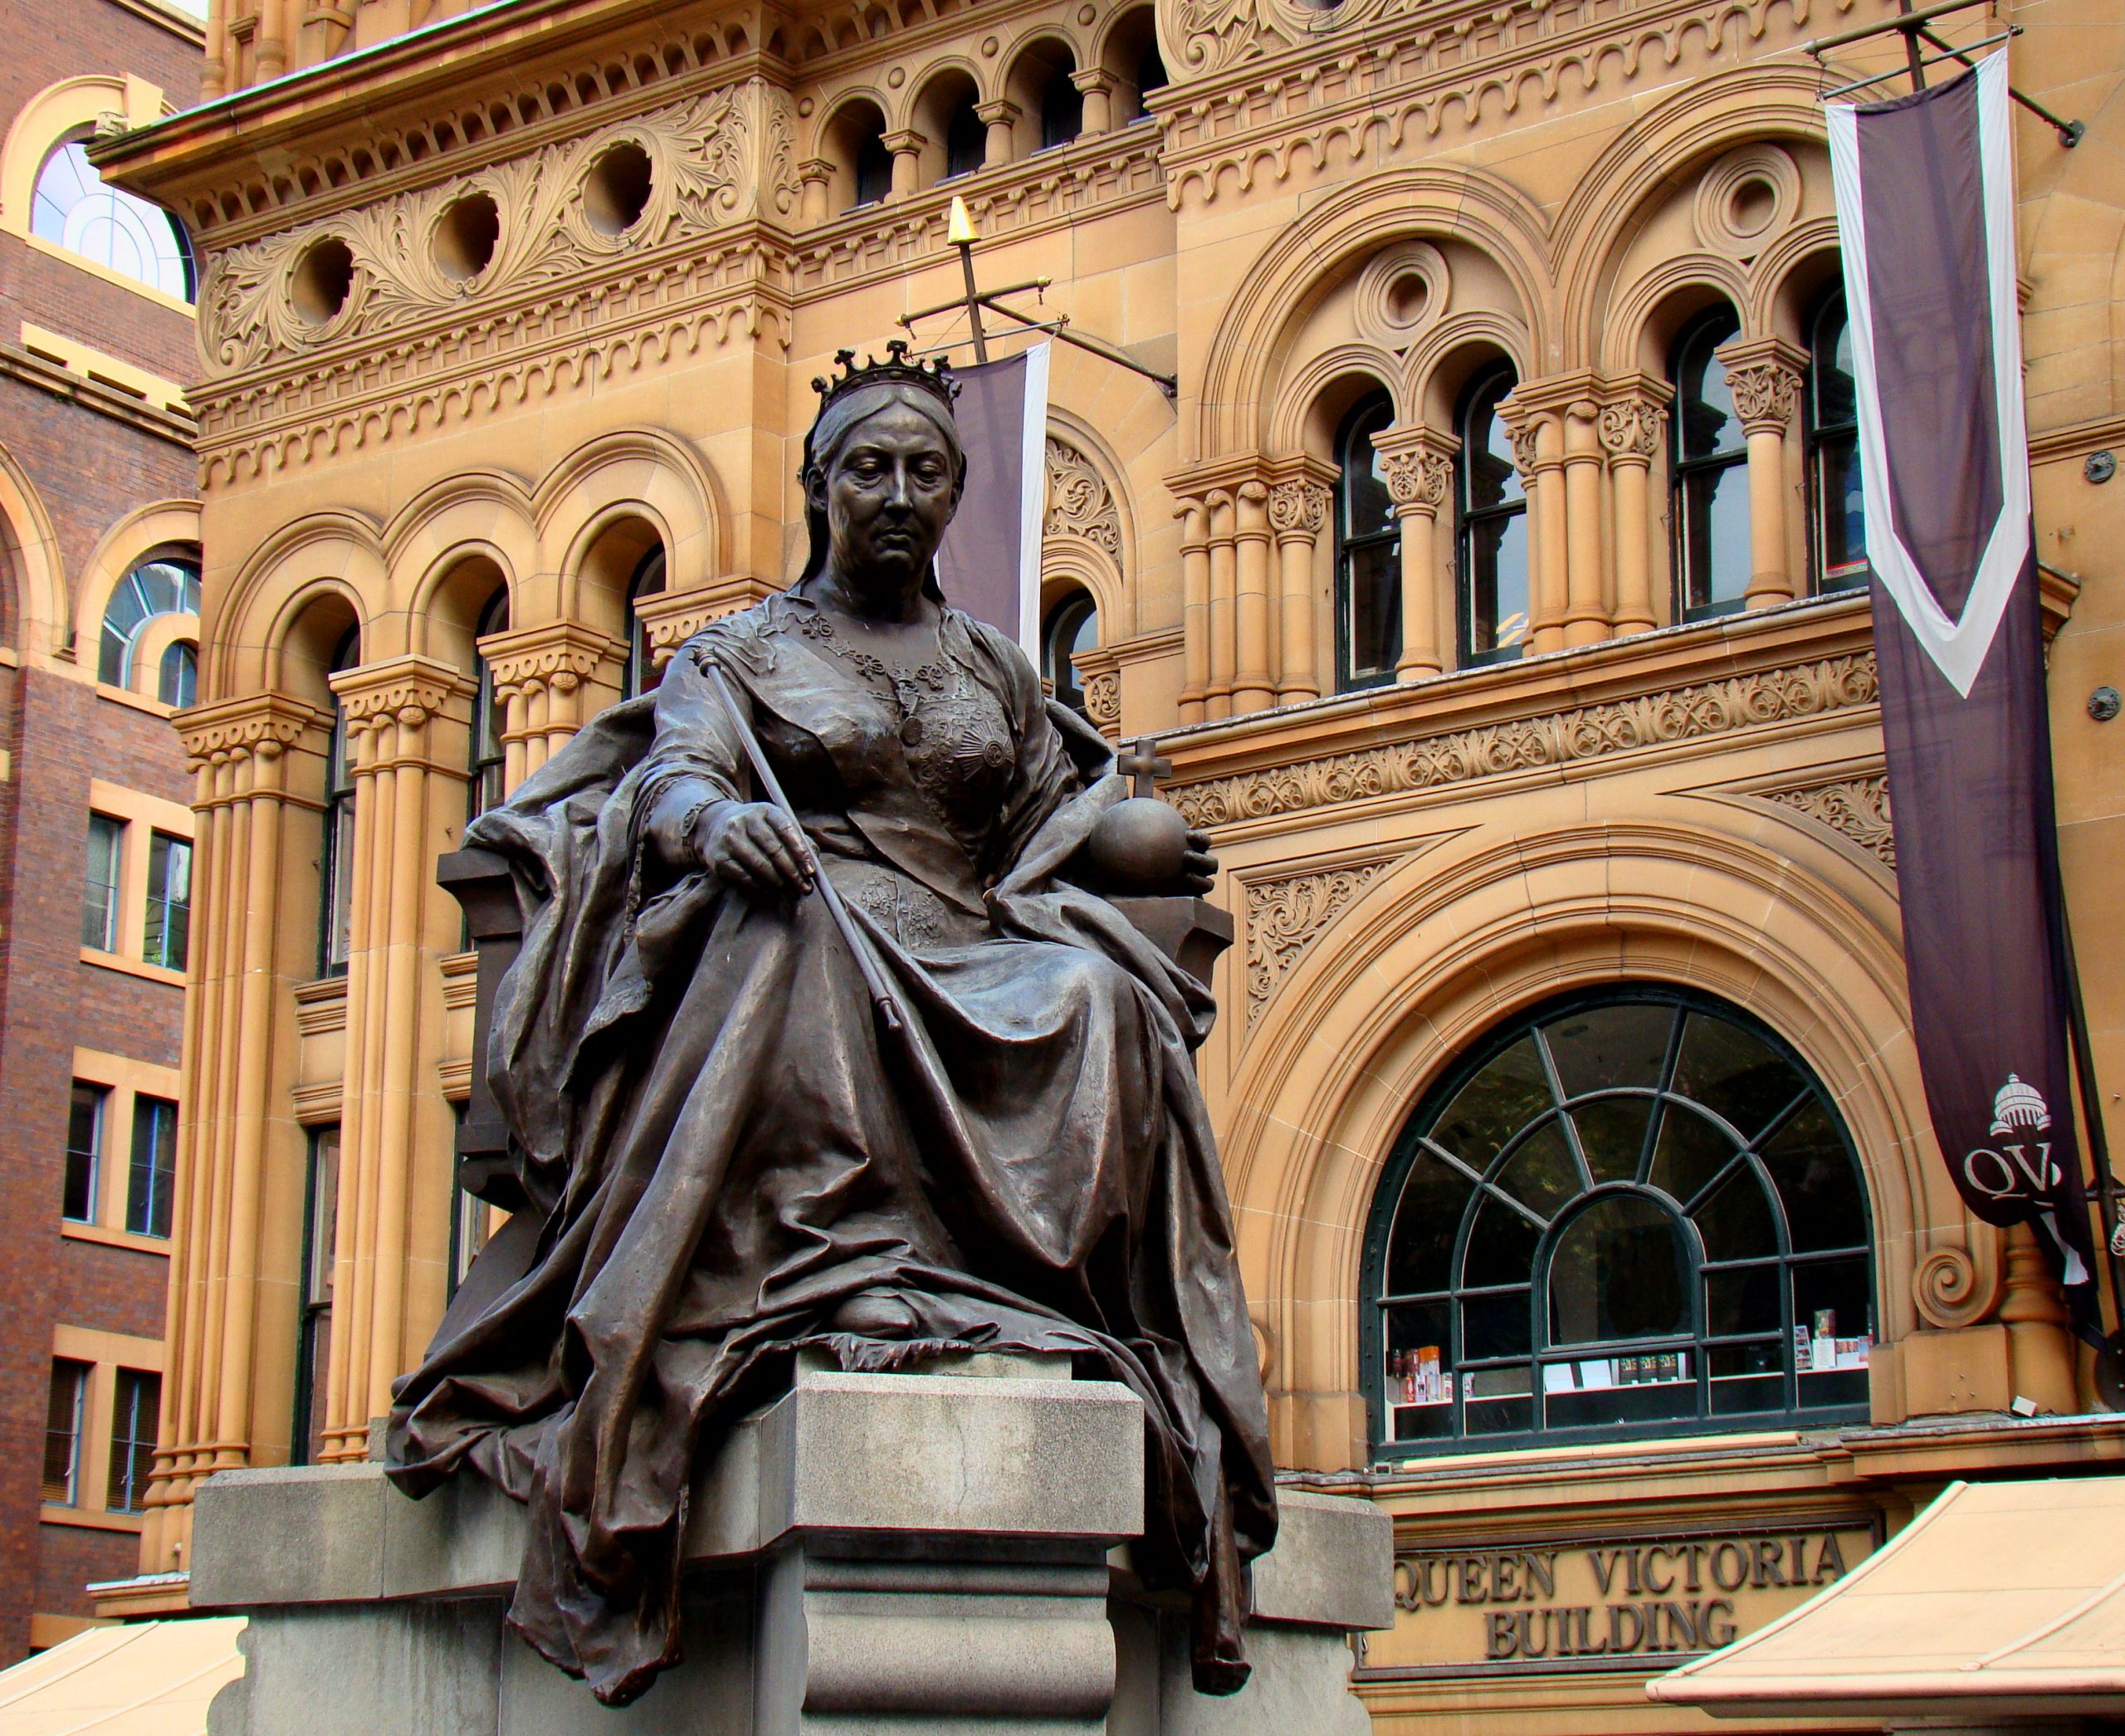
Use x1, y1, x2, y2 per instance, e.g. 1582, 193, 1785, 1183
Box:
477, 621, 626, 694
176, 692, 332, 768
329, 655, 476, 728
1160, 594, 1883, 831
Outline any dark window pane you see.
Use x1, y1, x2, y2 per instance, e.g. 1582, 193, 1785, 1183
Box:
1549, 1194, 1688, 1344
853, 130, 891, 206
1759, 1102, 1868, 1252
1649, 1102, 1738, 1209
1816, 431, 1867, 588
1709, 1341, 1785, 1416
945, 101, 985, 178
107, 1369, 161, 1512
42, 1361, 85, 1504
159, 641, 198, 707
1793, 1255, 1872, 1348
1343, 403, 1395, 536
1672, 1011, 1807, 1144
1383, 1300, 1453, 1444
1041, 64, 1082, 149
1463, 1366, 1532, 1435
65, 1083, 103, 1222
1676, 311, 1743, 460
1692, 1166, 1780, 1261
1706, 1263, 1783, 1337
1544, 1003, 1675, 1100
1462, 1289, 1532, 1362
1496, 1121, 1579, 1222
1463, 510, 1530, 661
1546, 1353, 1697, 1430
1042, 593, 1098, 718
1430, 1037, 1554, 1171
1680, 460, 1751, 613
83, 814, 122, 951
1385, 1152, 1471, 1296
1341, 539, 1400, 684
1568, 1096, 1655, 1186
128, 1095, 178, 1238
1461, 374, 1523, 510
1811, 297, 1856, 427
1463, 1196, 1540, 1290
144, 831, 192, 971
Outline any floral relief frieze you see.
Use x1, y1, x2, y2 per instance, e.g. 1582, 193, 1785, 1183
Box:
1243, 856, 1396, 1026
198, 81, 796, 378
1044, 436, 1123, 559
1762, 773, 1895, 868
1168, 653, 1878, 828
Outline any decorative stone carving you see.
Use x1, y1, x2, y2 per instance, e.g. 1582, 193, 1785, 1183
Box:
177, 696, 321, 770
330, 657, 474, 743
1243, 858, 1392, 1025
1043, 436, 1122, 558
1170, 655, 1879, 828
1599, 399, 1667, 462
1914, 1242, 2003, 1331
1082, 668, 1121, 730
1726, 357, 1805, 434
1763, 774, 1896, 868
1377, 446, 1453, 511
1352, 242, 1449, 354
1692, 144, 1803, 261
1267, 477, 1329, 536
1503, 416, 1541, 478
200, 81, 795, 374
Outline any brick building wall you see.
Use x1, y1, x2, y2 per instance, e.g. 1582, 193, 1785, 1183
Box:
0, 0, 201, 1663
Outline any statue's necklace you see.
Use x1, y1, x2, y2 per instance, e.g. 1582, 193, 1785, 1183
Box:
801, 610, 948, 746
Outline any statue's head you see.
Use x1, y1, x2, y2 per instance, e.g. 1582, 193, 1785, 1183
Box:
799, 342, 966, 595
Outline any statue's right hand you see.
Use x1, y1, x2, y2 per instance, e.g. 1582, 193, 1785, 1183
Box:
693, 801, 816, 897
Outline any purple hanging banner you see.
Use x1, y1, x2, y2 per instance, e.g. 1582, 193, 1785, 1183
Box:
935, 343, 1050, 656
1828, 56, 2100, 1334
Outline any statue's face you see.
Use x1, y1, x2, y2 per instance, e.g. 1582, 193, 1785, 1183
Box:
813, 401, 960, 591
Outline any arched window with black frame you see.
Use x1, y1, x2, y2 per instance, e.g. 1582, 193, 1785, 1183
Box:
469, 587, 510, 822
1361, 987, 1873, 1457
317, 627, 359, 977
1807, 291, 1868, 594
1456, 364, 1530, 667
624, 544, 667, 700
100, 554, 200, 690
1670, 307, 1750, 621
1041, 590, 1098, 717
1334, 392, 1400, 693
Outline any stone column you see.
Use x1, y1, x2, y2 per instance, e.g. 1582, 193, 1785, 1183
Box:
142, 696, 328, 1572
1600, 391, 1668, 637
256, 1, 289, 83
1561, 399, 1610, 647
320, 657, 475, 1463
1268, 474, 1329, 702
2000, 1221, 2079, 1416
976, 100, 1020, 168
798, 158, 833, 227
1070, 68, 1116, 137
1373, 427, 1457, 682
1176, 496, 1210, 725
1232, 482, 1275, 714
1717, 335, 1807, 610
478, 622, 624, 790
882, 130, 924, 201
1502, 402, 1566, 656
1205, 489, 1237, 721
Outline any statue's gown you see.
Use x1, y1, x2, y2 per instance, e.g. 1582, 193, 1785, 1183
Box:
385, 588, 1276, 1705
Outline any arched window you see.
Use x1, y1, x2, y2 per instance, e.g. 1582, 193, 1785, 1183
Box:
1808, 292, 1867, 593
1040, 53, 1083, 149
1041, 590, 1098, 717
1333, 393, 1399, 693
99, 555, 200, 688
624, 544, 667, 700
158, 640, 198, 709
1456, 364, 1530, 667
318, 627, 359, 977
32, 135, 195, 302
945, 95, 985, 179
470, 588, 510, 821
853, 127, 892, 208
1670, 308, 1749, 621
1362, 988, 1873, 1456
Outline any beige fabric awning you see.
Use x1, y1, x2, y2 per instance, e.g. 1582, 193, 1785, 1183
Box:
1649, 1478, 2125, 1720
0, 1620, 244, 1735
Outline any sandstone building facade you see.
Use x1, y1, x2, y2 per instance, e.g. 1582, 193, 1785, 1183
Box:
0, 0, 204, 1659
101, 0, 2125, 1727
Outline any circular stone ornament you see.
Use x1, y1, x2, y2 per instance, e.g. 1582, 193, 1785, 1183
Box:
1352, 242, 1449, 353
1693, 144, 1801, 261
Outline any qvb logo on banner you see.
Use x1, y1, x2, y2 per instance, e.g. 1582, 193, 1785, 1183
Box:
1827, 55, 2101, 1332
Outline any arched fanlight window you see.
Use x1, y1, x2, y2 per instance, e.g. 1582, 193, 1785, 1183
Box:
1361, 988, 1873, 1457
158, 640, 198, 709
1455, 364, 1529, 667
469, 587, 510, 821
99, 555, 200, 688
624, 545, 667, 700
1333, 393, 1399, 693
318, 627, 359, 977
1041, 590, 1097, 717
1670, 307, 1749, 621
32, 135, 196, 302
1807, 291, 1868, 594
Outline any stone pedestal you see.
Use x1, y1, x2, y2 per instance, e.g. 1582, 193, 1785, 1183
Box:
194, 1368, 1389, 1734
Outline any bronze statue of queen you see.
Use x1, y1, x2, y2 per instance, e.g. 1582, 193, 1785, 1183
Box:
385, 345, 1276, 1707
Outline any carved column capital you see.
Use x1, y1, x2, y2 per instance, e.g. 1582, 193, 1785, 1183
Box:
1371, 425, 1460, 516
330, 654, 476, 763
1599, 396, 1668, 463
1715, 335, 1809, 435
477, 620, 625, 702
1495, 397, 1553, 479
1268, 477, 1330, 539
975, 99, 1021, 128
178, 692, 330, 776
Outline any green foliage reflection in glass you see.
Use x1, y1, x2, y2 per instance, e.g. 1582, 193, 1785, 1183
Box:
1366, 990, 1872, 1454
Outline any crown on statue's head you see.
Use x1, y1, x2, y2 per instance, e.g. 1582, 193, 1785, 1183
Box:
810, 340, 960, 418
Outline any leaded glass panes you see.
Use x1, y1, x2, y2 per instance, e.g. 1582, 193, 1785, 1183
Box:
1364, 989, 1873, 1455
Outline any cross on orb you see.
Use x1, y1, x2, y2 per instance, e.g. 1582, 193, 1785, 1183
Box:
1115, 737, 1172, 799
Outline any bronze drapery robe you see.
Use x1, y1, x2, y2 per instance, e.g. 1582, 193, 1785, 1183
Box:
384, 593, 1275, 1705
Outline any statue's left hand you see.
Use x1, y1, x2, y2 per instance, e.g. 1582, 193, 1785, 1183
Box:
1179, 828, 1217, 897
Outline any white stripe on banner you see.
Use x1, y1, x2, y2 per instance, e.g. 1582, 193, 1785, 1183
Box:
1827, 51, 2030, 698
1016, 341, 1051, 661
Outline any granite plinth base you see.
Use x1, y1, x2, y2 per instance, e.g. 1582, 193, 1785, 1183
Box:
193, 1369, 1390, 1735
